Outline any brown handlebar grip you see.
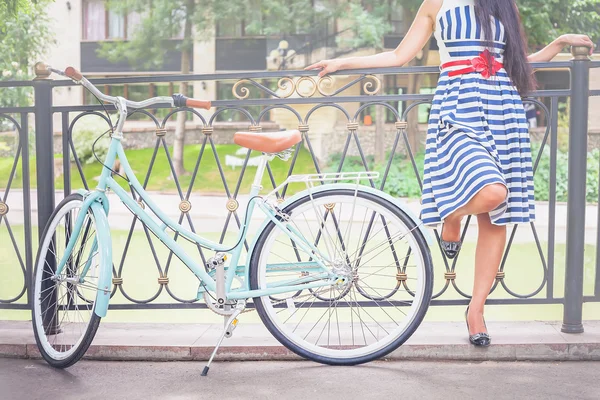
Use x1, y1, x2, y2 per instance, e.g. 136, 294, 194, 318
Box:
65, 66, 83, 81
186, 98, 211, 110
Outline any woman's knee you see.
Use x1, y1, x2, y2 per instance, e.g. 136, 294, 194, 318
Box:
477, 184, 507, 211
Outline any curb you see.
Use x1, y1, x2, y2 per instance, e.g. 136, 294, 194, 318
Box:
2, 342, 599, 362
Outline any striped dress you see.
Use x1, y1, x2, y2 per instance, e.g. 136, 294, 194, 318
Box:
420, 0, 535, 226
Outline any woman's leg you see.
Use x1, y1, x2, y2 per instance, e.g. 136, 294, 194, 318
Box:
441, 183, 507, 242
438, 183, 507, 333
467, 213, 507, 334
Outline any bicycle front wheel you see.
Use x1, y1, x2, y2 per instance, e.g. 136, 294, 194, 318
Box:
250, 189, 433, 365
32, 193, 103, 368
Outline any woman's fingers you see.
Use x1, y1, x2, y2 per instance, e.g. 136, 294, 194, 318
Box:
305, 60, 338, 77
584, 36, 596, 54
564, 34, 596, 54
578, 35, 595, 55
305, 61, 324, 71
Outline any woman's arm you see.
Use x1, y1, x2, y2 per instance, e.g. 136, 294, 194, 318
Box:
528, 34, 595, 62
305, 0, 441, 77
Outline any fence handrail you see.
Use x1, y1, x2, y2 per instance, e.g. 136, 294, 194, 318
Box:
33, 60, 587, 87
0, 47, 597, 332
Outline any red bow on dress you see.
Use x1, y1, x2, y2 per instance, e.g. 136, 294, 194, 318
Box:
470, 49, 503, 79
442, 49, 504, 78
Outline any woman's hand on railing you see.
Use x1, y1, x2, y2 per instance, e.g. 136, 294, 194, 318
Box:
528, 34, 595, 62
305, 59, 345, 78
559, 34, 596, 55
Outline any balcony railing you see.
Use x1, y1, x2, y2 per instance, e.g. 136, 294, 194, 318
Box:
0, 47, 598, 333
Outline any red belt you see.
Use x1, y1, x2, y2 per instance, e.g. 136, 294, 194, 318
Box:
441, 49, 503, 78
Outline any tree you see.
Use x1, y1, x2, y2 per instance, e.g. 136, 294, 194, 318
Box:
399, 0, 430, 156
0, 0, 35, 18
99, 0, 600, 173
517, 0, 600, 47
0, 0, 53, 129
100, 0, 336, 176
347, 0, 424, 158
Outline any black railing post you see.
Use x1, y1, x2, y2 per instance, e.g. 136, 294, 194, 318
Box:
33, 62, 55, 239
33, 62, 58, 332
20, 113, 33, 306
561, 46, 591, 333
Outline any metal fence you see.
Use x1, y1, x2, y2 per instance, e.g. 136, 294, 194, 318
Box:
0, 46, 599, 333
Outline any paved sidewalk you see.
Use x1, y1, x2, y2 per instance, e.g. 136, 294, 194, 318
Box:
2, 358, 599, 400
2, 320, 599, 362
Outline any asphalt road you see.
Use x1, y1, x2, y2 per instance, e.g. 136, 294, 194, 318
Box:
1, 358, 599, 400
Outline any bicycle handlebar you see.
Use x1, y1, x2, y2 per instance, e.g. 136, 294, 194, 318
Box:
65, 66, 83, 81
50, 64, 211, 111
172, 93, 212, 110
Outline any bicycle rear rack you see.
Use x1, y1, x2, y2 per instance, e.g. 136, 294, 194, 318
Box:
264, 171, 379, 201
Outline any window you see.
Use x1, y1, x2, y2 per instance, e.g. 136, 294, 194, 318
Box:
82, 1, 143, 40
216, 21, 243, 38
216, 14, 262, 38
83, 0, 105, 40
127, 11, 141, 38
107, 9, 125, 39
216, 0, 265, 37
388, 0, 405, 35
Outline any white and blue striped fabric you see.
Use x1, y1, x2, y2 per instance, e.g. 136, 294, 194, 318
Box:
420, 0, 535, 226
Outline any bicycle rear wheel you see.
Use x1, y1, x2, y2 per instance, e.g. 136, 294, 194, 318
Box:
250, 189, 433, 365
31, 193, 103, 368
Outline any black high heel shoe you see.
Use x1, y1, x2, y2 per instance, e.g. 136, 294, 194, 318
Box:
465, 306, 491, 347
440, 223, 462, 259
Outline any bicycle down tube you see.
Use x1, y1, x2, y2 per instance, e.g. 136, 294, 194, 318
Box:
54, 133, 336, 299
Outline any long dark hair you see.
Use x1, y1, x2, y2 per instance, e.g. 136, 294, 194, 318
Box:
475, 0, 536, 94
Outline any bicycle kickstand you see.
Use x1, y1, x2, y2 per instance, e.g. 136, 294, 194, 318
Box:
201, 300, 245, 377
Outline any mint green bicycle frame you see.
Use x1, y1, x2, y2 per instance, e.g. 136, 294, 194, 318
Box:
47, 68, 432, 319
53, 131, 345, 317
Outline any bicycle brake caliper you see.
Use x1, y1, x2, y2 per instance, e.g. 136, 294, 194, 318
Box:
274, 206, 291, 223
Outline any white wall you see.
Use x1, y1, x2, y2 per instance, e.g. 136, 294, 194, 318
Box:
44, 0, 83, 131
192, 31, 217, 123
45, 0, 83, 104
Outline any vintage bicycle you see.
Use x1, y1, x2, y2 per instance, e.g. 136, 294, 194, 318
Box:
31, 65, 434, 375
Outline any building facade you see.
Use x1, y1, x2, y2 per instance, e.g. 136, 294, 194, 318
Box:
44, 0, 600, 161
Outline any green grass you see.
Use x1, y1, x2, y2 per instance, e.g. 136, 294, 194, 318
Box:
0, 144, 318, 195
1, 223, 598, 323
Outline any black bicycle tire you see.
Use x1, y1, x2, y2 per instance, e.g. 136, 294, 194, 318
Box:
31, 193, 102, 369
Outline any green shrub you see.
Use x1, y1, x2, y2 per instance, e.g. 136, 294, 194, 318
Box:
70, 115, 114, 165
328, 145, 599, 204
586, 149, 599, 203
532, 143, 599, 203
326, 152, 424, 198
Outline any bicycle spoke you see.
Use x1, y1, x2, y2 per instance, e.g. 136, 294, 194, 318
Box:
33, 196, 102, 365
255, 191, 431, 362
